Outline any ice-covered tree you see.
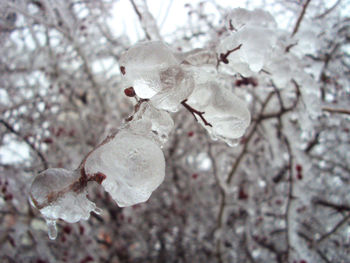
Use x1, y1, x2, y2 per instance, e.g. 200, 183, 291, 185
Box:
1, 0, 350, 262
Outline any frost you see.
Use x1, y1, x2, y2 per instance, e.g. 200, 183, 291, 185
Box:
83, 130, 165, 207
293, 28, 319, 57
187, 81, 251, 146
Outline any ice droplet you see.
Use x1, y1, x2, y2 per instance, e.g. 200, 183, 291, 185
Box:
46, 219, 57, 240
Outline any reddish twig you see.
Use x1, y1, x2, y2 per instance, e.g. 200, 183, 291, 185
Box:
218, 44, 242, 65
181, 99, 212, 127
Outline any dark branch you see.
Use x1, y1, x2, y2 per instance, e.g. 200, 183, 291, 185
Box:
0, 119, 48, 170
218, 44, 242, 65
292, 0, 312, 36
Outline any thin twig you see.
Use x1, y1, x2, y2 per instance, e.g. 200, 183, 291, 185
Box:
181, 99, 212, 127
322, 107, 350, 115
315, 0, 341, 19
129, 0, 151, 40
281, 135, 293, 262
316, 213, 350, 245
0, 119, 48, 170
292, 0, 312, 36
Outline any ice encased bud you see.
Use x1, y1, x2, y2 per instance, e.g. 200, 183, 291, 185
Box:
187, 82, 250, 145
84, 130, 165, 207
119, 41, 178, 98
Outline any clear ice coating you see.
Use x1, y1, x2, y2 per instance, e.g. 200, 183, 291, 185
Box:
119, 41, 178, 99
225, 8, 276, 31
150, 66, 195, 112
187, 81, 251, 146
126, 102, 174, 146
219, 8, 277, 76
120, 41, 195, 112
84, 130, 166, 207
46, 219, 57, 240
218, 26, 277, 76
29, 168, 98, 239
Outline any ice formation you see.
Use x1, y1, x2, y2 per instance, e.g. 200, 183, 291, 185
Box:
119, 39, 251, 145
30, 122, 166, 239
29, 168, 98, 239
119, 41, 178, 98
187, 81, 251, 146
83, 130, 165, 207
120, 41, 196, 112
126, 102, 174, 146
29, 8, 261, 240
150, 66, 194, 112
219, 9, 277, 76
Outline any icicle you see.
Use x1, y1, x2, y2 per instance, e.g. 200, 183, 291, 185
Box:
46, 219, 57, 240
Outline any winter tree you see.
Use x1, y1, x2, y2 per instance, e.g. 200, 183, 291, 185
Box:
0, 0, 350, 262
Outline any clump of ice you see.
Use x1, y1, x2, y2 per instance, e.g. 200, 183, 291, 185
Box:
83, 130, 165, 207
187, 81, 251, 146
120, 41, 196, 112
126, 103, 174, 146
151, 66, 194, 112
29, 168, 98, 240
218, 26, 277, 76
219, 8, 278, 76
225, 8, 276, 31
119, 41, 178, 98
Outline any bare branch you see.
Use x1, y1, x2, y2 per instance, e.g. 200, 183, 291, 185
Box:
0, 119, 48, 170
292, 0, 312, 36
322, 107, 350, 115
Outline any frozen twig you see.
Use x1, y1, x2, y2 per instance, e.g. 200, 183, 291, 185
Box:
181, 99, 212, 127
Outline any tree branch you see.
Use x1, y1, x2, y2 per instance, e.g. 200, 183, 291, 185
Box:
292, 0, 312, 36
322, 107, 350, 115
0, 119, 48, 170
